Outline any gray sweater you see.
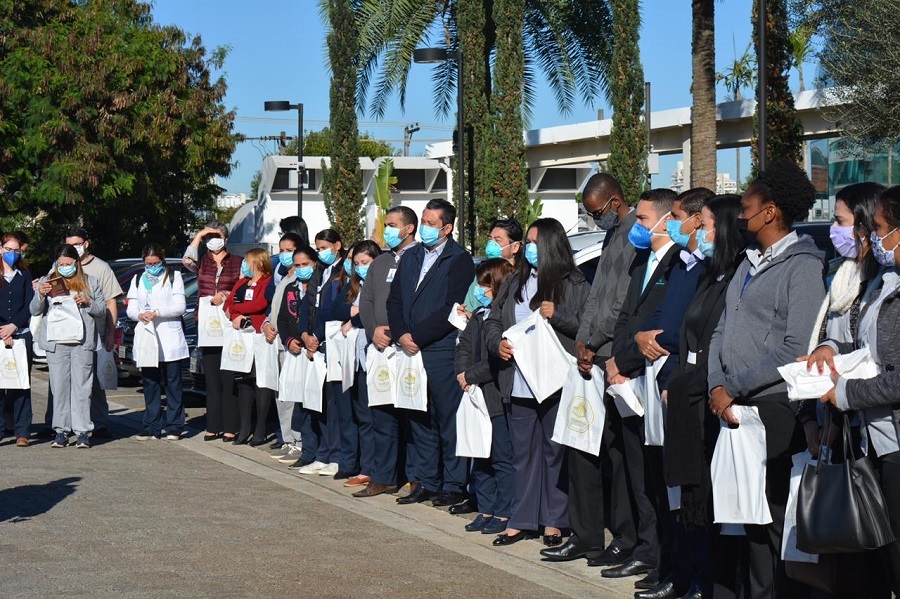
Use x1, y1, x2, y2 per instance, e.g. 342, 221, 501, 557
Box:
30, 275, 107, 352
708, 235, 825, 400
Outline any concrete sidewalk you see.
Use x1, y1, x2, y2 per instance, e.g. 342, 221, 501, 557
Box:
1, 370, 635, 599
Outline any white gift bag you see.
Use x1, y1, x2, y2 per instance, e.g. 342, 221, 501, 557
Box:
45, 296, 84, 343
197, 296, 227, 347
782, 451, 820, 563
710, 405, 773, 525
394, 347, 428, 412
643, 356, 669, 447
607, 378, 645, 417
502, 309, 570, 402
302, 352, 328, 412
96, 348, 118, 391
324, 321, 343, 382
0, 339, 29, 389
448, 303, 469, 331
777, 348, 879, 400
220, 326, 255, 373
552, 361, 607, 455
278, 351, 307, 402
366, 345, 397, 407
254, 335, 281, 391
133, 321, 159, 369
340, 328, 360, 393
455, 386, 492, 458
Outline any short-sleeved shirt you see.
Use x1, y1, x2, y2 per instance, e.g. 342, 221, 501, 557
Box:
81, 255, 124, 335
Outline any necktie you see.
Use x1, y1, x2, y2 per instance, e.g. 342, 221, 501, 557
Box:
642, 252, 658, 293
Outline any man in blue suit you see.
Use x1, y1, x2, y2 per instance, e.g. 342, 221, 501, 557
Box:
387, 198, 475, 506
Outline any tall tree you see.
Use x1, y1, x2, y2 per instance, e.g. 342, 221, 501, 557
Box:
0, 0, 236, 262
320, 0, 364, 244
789, 24, 813, 92
607, 0, 647, 204
751, 0, 804, 170
691, 0, 717, 191
717, 41, 756, 186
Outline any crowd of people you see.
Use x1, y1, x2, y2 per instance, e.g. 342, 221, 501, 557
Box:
3, 159, 900, 599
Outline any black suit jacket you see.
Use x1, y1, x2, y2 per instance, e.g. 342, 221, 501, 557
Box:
611, 243, 681, 377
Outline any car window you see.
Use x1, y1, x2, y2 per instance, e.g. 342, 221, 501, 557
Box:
579, 256, 600, 285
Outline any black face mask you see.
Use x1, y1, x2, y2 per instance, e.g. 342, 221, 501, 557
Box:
736, 209, 765, 245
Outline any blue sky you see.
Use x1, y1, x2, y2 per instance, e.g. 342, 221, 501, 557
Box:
150, 0, 806, 196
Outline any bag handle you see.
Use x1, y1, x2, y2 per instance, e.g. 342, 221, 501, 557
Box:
816, 404, 856, 473
815, 405, 834, 473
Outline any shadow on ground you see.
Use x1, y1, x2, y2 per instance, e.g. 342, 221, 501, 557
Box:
0, 477, 81, 523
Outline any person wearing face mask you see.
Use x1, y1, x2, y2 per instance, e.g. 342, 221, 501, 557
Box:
804, 185, 900, 597
356, 206, 419, 498
269, 232, 304, 290
454, 258, 517, 534
63, 227, 123, 440
707, 160, 825, 599
462, 219, 523, 313
0, 234, 35, 447
126, 244, 189, 441
31, 244, 106, 449
387, 198, 476, 507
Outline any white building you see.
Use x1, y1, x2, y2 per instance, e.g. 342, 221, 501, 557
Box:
216, 192, 248, 210
670, 161, 739, 195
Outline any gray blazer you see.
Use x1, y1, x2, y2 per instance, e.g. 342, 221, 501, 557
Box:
30, 275, 107, 352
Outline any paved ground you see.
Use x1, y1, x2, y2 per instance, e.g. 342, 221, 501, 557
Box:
1, 367, 637, 599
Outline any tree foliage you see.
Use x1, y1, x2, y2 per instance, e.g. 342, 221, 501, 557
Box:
0, 0, 237, 264
607, 0, 647, 205
284, 128, 397, 160
716, 42, 756, 101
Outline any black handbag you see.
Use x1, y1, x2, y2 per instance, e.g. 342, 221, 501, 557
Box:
796, 410, 895, 554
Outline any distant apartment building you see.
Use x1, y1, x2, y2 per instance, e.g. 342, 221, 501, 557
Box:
670, 161, 738, 195
216, 193, 248, 210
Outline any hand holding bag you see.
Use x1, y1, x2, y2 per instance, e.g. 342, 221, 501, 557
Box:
796, 410, 895, 554
502, 309, 570, 402
278, 351, 307, 402
45, 295, 84, 343
455, 386, 492, 458
133, 321, 160, 369
552, 360, 607, 455
197, 296, 227, 347
220, 325, 255, 374
0, 339, 29, 389
394, 347, 428, 412
301, 352, 328, 413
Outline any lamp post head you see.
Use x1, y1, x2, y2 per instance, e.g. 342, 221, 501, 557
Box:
413, 47, 452, 64
264, 101, 292, 112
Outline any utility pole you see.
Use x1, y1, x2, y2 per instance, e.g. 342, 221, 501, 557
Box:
403, 123, 420, 157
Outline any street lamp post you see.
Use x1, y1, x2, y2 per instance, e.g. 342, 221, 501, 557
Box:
413, 47, 467, 252
756, 0, 767, 173
264, 101, 305, 217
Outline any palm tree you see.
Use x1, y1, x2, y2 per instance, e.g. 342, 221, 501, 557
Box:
790, 24, 814, 92
691, 0, 717, 191
355, 0, 614, 120
717, 40, 756, 186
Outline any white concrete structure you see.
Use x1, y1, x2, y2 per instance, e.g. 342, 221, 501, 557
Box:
670, 161, 738, 195
216, 192, 247, 210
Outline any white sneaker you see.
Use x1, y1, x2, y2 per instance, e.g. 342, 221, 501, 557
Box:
277, 445, 302, 463
270, 443, 293, 459
318, 462, 339, 477
296, 461, 327, 475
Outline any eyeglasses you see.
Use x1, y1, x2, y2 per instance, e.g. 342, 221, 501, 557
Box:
1, 247, 20, 254
145, 261, 163, 267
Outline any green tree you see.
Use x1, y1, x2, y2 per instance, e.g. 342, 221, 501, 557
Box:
691, 0, 717, 191
717, 41, 756, 185
607, 0, 647, 205
751, 0, 803, 170
284, 128, 396, 160
320, 0, 364, 244
0, 0, 237, 263
789, 24, 813, 92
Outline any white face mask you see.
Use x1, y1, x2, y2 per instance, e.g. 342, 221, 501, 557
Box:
206, 238, 225, 252
73, 243, 86, 258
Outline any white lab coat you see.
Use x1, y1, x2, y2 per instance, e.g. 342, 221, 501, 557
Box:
126, 270, 189, 362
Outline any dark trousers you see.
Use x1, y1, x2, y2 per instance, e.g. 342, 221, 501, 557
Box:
351, 368, 376, 477
473, 411, 515, 518
567, 401, 637, 552
670, 516, 713, 594
508, 394, 568, 531
875, 451, 900, 595
236, 377, 273, 441
89, 351, 109, 429
141, 360, 185, 434
370, 403, 400, 485
202, 347, 237, 434
299, 384, 339, 464
332, 381, 359, 473
743, 394, 804, 599
218, 369, 242, 436
2, 333, 33, 439
408, 349, 466, 493
619, 414, 664, 567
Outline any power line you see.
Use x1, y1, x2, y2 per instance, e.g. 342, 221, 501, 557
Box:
235, 116, 455, 131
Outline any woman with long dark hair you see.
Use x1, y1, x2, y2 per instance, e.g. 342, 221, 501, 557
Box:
484, 218, 590, 547
127, 244, 189, 441
0, 234, 34, 447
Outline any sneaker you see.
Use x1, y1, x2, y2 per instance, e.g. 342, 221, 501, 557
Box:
164, 430, 182, 441
276, 445, 302, 462
296, 461, 327, 475
318, 462, 339, 477
270, 443, 293, 459
50, 432, 68, 448
135, 429, 158, 441
286, 457, 314, 470
75, 433, 90, 448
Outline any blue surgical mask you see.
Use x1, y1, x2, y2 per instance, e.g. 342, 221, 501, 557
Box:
871, 229, 899, 267
296, 265, 314, 281
279, 252, 294, 268
57, 263, 77, 278
472, 286, 492, 308
628, 212, 670, 250
383, 226, 407, 250
240, 260, 253, 278
318, 247, 337, 265
696, 229, 715, 258
145, 264, 164, 277
525, 243, 539, 269
484, 240, 506, 259
343, 258, 353, 277
419, 224, 443, 247
2, 251, 18, 268
665, 219, 693, 248
354, 264, 369, 280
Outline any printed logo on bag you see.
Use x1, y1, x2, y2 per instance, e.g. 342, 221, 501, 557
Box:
564, 395, 593, 433
229, 340, 246, 361
399, 368, 420, 398
104, 361, 115, 377
374, 365, 394, 392
207, 316, 223, 337
1, 358, 17, 379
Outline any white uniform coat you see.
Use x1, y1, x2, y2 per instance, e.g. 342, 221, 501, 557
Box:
126, 270, 189, 362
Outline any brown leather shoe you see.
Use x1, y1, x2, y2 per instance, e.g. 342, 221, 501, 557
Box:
352, 482, 398, 498
344, 474, 371, 488
16, 437, 29, 447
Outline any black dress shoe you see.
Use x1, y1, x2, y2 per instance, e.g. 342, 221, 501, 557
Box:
635, 581, 678, 599
448, 497, 477, 515
396, 485, 435, 505
634, 571, 660, 590
492, 530, 533, 546
232, 435, 250, 445
431, 491, 467, 507
248, 438, 268, 447
679, 588, 703, 599
587, 545, 632, 567
333, 470, 359, 480
600, 558, 653, 578
539, 538, 601, 562
543, 534, 563, 547
92, 427, 113, 439
203, 433, 221, 442
464, 514, 492, 532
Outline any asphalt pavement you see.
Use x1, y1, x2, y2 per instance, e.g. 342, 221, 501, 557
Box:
1, 367, 636, 599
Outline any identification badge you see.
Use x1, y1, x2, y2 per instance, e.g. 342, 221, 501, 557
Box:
386, 268, 396, 283
244, 288, 254, 301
